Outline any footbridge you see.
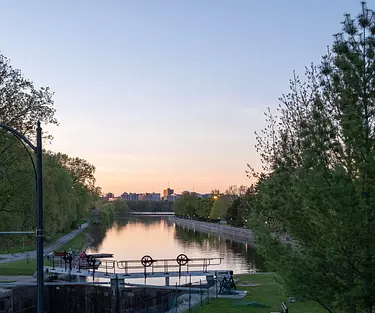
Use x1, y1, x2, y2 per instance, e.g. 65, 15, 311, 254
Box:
45, 253, 231, 286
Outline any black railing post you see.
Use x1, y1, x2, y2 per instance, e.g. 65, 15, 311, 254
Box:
200, 280, 202, 307
189, 274, 191, 313
207, 283, 209, 304
215, 271, 218, 298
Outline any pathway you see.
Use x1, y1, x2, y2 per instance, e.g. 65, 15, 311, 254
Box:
0, 222, 88, 264
0, 276, 35, 282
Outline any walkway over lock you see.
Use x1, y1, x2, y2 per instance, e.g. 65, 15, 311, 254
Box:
46, 253, 230, 285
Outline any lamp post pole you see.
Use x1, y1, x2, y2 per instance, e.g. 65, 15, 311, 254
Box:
0, 121, 44, 313
36, 121, 44, 313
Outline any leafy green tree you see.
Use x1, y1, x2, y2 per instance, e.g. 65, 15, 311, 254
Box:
54, 153, 97, 193
210, 196, 230, 219
112, 199, 129, 217
250, 3, 375, 312
0, 51, 100, 251
196, 198, 214, 219
226, 197, 248, 227
0, 52, 57, 137
173, 192, 198, 217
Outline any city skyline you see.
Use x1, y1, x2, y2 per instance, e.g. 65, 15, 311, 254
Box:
0, 0, 362, 194
103, 187, 215, 198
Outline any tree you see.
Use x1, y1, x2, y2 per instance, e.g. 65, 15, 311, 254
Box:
196, 198, 214, 219
0, 51, 101, 251
173, 192, 198, 217
210, 196, 229, 219
0, 52, 57, 137
54, 153, 97, 192
112, 199, 129, 217
250, 3, 375, 312
226, 197, 248, 227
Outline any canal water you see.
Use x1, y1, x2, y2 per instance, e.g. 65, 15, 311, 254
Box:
86, 216, 265, 285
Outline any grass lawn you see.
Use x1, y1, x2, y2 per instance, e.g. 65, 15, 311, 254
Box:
58, 231, 87, 252
194, 274, 326, 313
0, 219, 88, 255
0, 243, 36, 255
0, 259, 51, 276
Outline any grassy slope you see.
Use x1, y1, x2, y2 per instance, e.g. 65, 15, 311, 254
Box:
0, 259, 52, 276
0, 219, 88, 254
58, 231, 87, 251
0, 231, 87, 276
194, 274, 326, 313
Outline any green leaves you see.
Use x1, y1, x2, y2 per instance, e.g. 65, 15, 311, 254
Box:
250, 2, 375, 312
0, 52, 57, 137
0, 136, 98, 249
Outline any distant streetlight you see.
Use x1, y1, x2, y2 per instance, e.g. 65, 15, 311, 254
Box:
0, 122, 44, 313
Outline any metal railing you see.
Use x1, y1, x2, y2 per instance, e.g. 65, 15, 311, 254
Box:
46, 253, 226, 283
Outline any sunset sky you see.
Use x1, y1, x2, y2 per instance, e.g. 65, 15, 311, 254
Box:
0, 0, 365, 195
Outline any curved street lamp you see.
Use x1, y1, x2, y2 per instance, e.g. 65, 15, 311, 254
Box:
0, 121, 44, 313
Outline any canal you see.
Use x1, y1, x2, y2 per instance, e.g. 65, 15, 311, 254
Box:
86, 216, 265, 285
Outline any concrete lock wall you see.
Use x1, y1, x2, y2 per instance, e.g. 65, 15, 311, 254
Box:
0, 286, 37, 313
170, 217, 253, 245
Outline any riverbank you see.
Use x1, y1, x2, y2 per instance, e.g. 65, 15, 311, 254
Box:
0, 223, 92, 276
169, 217, 253, 245
0, 223, 89, 264
193, 273, 325, 313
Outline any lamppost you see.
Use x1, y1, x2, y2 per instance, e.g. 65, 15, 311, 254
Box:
0, 121, 44, 313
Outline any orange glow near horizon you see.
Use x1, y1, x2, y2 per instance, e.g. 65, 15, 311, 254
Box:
94, 168, 257, 195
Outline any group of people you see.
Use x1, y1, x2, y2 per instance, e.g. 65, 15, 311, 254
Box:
62, 248, 87, 259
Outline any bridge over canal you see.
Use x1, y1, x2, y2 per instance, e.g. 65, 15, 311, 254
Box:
45, 253, 231, 287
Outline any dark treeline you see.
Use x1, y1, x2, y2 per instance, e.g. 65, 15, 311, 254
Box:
90, 199, 173, 226
126, 200, 173, 212
172, 186, 248, 226
0, 52, 101, 251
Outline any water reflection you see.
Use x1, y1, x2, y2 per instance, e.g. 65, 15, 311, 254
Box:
86, 216, 265, 274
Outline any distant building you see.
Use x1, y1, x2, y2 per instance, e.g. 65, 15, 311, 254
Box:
165, 195, 174, 202
163, 188, 174, 197
151, 193, 161, 201
121, 192, 161, 201
129, 193, 139, 201
121, 192, 128, 200
138, 194, 145, 201
163, 188, 174, 201
139, 193, 161, 201
100, 192, 115, 202
121, 193, 139, 201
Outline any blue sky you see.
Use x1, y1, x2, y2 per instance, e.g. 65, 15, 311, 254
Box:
0, 0, 368, 194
